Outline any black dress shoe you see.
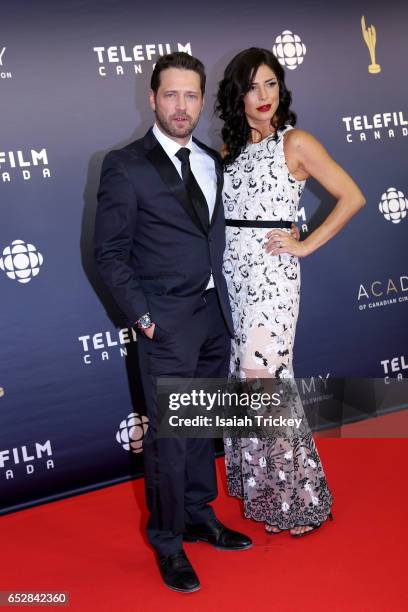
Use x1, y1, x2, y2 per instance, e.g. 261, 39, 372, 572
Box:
158, 549, 200, 593
184, 517, 252, 550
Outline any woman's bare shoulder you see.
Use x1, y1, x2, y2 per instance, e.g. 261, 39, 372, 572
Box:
284, 128, 317, 148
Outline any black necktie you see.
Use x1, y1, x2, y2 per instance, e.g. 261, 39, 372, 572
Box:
175, 147, 209, 230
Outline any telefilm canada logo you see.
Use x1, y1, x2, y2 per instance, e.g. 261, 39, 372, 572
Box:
78, 327, 137, 364
0, 439, 55, 482
0, 46, 12, 79
357, 275, 408, 311
0, 148, 51, 183
93, 41, 192, 77
380, 355, 408, 383
341, 111, 408, 143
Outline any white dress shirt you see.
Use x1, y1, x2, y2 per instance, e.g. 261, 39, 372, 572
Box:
152, 123, 215, 289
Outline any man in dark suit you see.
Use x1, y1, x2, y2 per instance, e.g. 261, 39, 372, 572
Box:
94, 52, 251, 593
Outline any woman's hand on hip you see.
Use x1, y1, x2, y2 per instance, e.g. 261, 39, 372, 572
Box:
265, 229, 309, 257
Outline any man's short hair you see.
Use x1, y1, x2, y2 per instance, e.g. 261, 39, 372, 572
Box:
151, 52, 206, 95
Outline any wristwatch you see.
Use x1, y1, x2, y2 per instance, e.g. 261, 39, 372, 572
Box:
136, 312, 153, 330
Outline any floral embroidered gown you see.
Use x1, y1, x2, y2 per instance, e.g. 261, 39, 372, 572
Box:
222, 126, 333, 528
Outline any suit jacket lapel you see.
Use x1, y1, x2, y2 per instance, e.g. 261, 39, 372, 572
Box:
212, 160, 223, 228
192, 137, 223, 228
144, 129, 206, 234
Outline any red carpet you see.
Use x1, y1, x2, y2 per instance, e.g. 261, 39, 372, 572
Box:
1, 438, 407, 611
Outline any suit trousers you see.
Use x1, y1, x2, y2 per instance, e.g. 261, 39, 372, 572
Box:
136, 289, 231, 556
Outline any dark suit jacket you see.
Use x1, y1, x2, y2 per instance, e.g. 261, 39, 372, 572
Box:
94, 127, 234, 336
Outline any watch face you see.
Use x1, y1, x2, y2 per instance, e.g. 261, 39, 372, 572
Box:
138, 314, 152, 329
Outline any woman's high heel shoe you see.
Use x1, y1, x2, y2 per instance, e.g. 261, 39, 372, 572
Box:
290, 512, 333, 538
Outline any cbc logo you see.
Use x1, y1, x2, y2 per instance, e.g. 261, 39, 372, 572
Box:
0, 240, 44, 284
116, 412, 149, 454
273, 30, 306, 70
379, 188, 407, 224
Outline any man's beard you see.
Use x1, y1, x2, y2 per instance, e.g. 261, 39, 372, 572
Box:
155, 108, 200, 139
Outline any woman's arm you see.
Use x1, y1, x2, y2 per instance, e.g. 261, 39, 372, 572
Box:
266, 129, 366, 257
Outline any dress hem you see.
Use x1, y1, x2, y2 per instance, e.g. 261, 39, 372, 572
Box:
227, 490, 333, 529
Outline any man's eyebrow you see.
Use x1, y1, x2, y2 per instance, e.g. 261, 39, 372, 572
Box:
163, 89, 199, 92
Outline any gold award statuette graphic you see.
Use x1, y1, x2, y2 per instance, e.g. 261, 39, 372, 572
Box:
361, 15, 381, 74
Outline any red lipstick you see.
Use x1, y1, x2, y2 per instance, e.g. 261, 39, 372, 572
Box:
257, 104, 272, 112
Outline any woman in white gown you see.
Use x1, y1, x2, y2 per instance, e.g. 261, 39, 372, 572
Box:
216, 48, 365, 536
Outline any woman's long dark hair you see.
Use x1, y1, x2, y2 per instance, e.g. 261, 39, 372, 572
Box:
215, 48, 296, 166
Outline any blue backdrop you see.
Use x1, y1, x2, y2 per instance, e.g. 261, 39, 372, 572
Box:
1, 0, 407, 514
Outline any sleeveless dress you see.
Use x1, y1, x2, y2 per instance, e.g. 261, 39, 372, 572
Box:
222, 126, 333, 528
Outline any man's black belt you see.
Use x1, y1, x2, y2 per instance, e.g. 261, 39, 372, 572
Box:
225, 220, 292, 228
